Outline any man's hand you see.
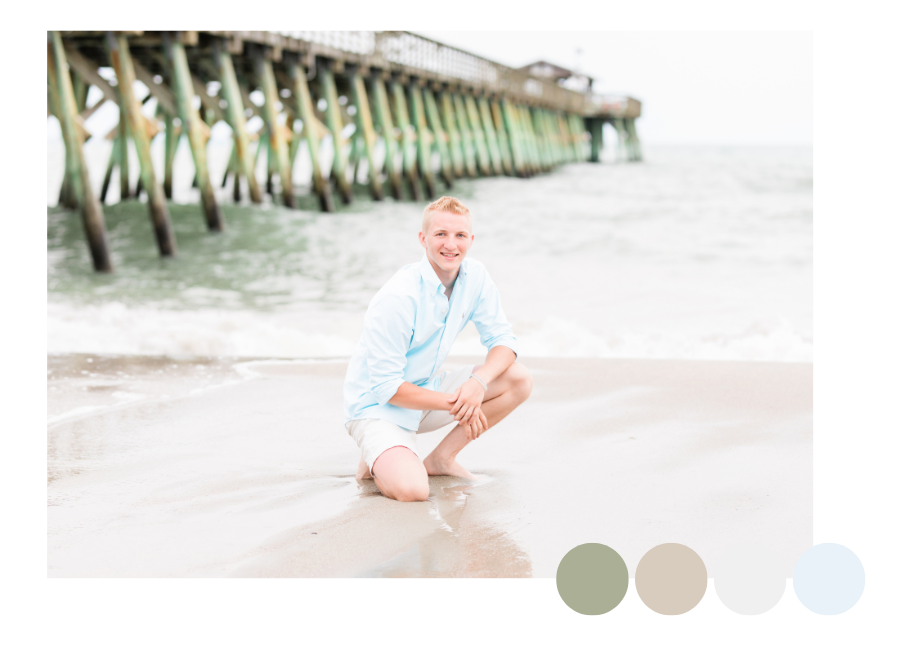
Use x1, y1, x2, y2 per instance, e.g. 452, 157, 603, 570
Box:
448, 378, 486, 426
461, 406, 489, 440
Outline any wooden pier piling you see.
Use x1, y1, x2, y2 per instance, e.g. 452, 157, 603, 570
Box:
588, 118, 604, 162
215, 46, 263, 204
390, 78, 422, 201
106, 32, 176, 257
409, 82, 437, 199
490, 99, 514, 176
319, 66, 353, 204
625, 118, 642, 162
478, 96, 505, 176
370, 75, 403, 201
100, 137, 118, 203
168, 38, 224, 228
348, 69, 384, 201
286, 59, 333, 211
438, 91, 465, 179
422, 87, 453, 188
255, 50, 295, 208
49, 33, 112, 272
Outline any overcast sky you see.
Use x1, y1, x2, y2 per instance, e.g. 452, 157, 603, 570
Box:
53, 31, 813, 148
418, 31, 813, 145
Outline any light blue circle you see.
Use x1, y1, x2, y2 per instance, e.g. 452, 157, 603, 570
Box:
793, 543, 864, 615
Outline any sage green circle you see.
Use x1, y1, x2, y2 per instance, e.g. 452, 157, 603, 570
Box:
556, 543, 629, 615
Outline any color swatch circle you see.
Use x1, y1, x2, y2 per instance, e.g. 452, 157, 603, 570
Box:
714, 545, 785, 615
556, 543, 629, 615
635, 543, 707, 615
793, 543, 865, 615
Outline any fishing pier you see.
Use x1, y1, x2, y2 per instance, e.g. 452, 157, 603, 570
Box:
48, 30, 643, 272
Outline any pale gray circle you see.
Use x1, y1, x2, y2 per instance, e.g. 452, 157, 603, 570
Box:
714, 546, 785, 615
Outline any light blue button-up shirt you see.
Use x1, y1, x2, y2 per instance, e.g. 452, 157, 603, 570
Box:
343, 255, 518, 430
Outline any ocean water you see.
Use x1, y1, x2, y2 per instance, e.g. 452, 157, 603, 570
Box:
47, 141, 812, 362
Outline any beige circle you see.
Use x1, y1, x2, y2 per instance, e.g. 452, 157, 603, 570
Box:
635, 543, 707, 615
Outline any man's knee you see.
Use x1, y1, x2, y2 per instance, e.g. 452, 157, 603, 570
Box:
507, 362, 533, 402
391, 480, 430, 502
372, 447, 430, 502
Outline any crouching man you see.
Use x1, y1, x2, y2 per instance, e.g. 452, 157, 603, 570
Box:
343, 196, 532, 502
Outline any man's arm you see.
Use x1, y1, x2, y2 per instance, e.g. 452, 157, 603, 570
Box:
386, 344, 515, 413
447, 344, 516, 425
387, 382, 455, 411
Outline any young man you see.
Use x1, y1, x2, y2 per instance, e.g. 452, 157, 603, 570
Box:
343, 196, 533, 502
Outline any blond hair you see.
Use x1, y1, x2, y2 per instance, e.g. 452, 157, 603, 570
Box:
422, 196, 472, 233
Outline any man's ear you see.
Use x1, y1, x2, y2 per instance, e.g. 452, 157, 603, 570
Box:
418, 231, 425, 247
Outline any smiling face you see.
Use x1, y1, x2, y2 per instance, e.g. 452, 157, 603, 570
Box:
419, 210, 474, 287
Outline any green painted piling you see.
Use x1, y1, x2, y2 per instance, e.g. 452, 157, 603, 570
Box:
450, 93, 478, 178
589, 118, 603, 162
547, 110, 563, 165
163, 112, 176, 199
556, 112, 570, 162
288, 60, 335, 212
266, 142, 277, 199
523, 108, 547, 171
490, 99, 514, 176
222, 141, 235, 188
73, 72, 88, 113
513, 105, 534, 172
568, 113, 585, 161
532, 110, 550, 166
254, 127, 266, 173
169, 39, 224, 227
499, 99, 525, 176
423, 87, 453, 187
510, 104, 533, 175
560, 112, 574, 162
464, 94, 492, 176
46, 64, 76, 208
437, 91, 464, 179
564, 112, 579, 161
215, 46, 262, 203
100, 137, 119, 203
625, 118, 643, 162
390, 78, 422, 201
118, 119, 131, 200
319, 67, 353, 204
349, 70, 384, 201
409, 83, 436, 198
49, 34, 112, 272
614, 117, 628, 162
256, 53, 295, 208
106, 32, 176, 257
288, 113, 301, 167
478, 96, 505, 175
233, 170, 242, 201
369, 76, 403, 201
348, 132, 362, 183
546, 110, 564, 164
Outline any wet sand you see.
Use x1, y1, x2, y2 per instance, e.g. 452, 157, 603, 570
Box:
47, 355, 811, 578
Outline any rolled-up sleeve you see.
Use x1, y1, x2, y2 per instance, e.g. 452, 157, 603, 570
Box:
364, 293, 416, 405
471, 271, 519, 357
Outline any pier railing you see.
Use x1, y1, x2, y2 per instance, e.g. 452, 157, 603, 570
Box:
48, 30, 643, 272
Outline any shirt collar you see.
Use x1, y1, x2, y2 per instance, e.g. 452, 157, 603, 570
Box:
419, 254, 467, 296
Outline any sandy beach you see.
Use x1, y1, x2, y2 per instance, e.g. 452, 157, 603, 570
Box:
47, 354, 811, 578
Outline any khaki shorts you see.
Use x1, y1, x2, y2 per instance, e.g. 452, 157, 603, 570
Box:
346, 365, 476, 475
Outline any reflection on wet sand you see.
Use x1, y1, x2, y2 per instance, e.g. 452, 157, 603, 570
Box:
362, 477, 532, 578
229, 474, 532, 578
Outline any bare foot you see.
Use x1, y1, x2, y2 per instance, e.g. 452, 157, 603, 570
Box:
423, 456, 475, 480
356, 457, 372, 481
